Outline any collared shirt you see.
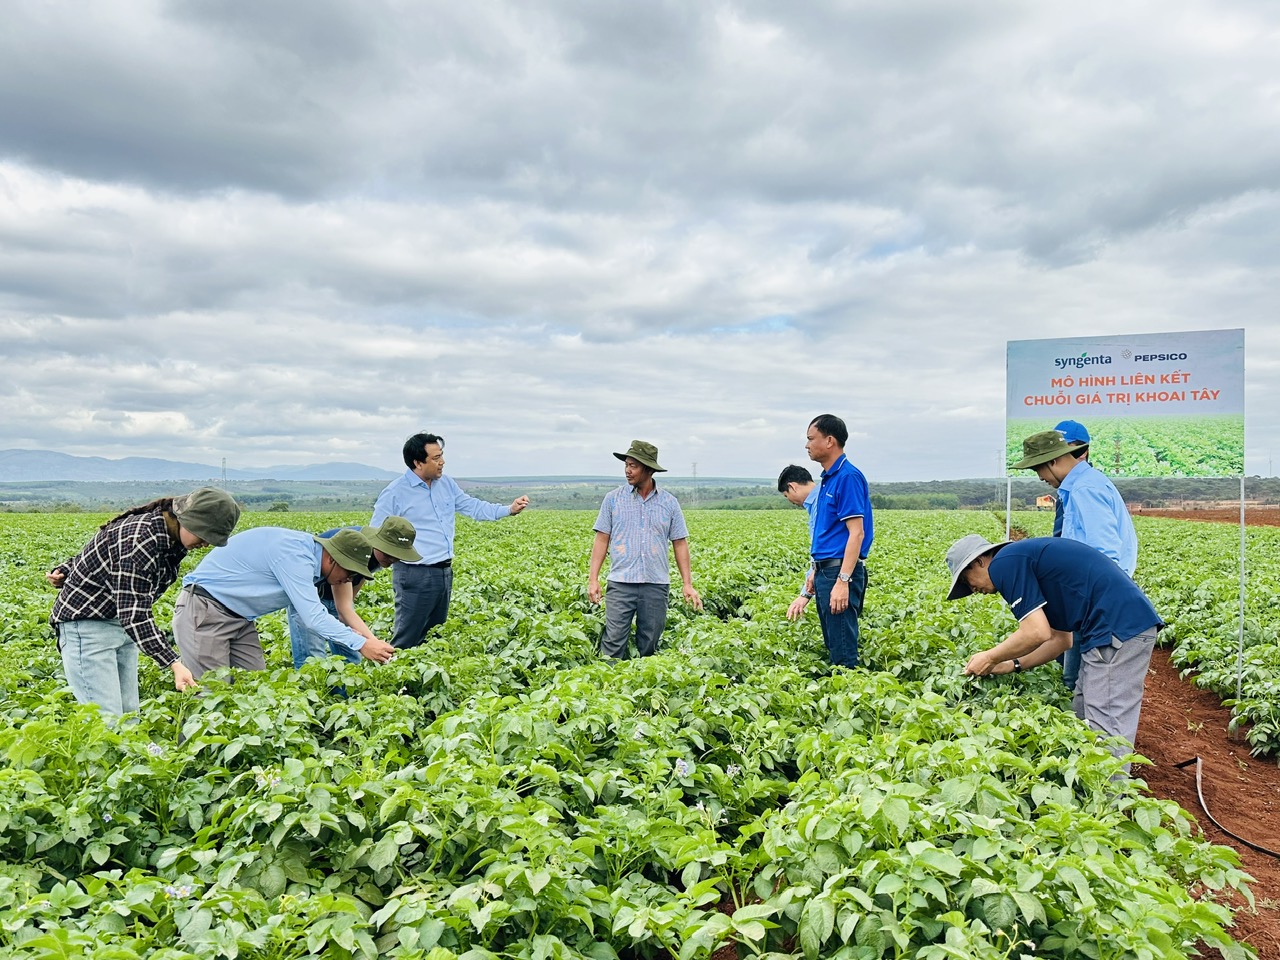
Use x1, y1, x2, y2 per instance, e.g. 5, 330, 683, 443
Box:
798, 485, 820, 592
594, 482, 689, 584
49, 508, 185, 668
988, 538, 1161, 653
1057, 461, 1138, 576
811, 454, 874, 561
371, 470, 510, 564
803, 484, 820, 542
182, 526, 367, 652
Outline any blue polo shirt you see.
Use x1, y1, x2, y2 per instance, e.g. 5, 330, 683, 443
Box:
987, 538, 1161, 653
811, 454, 874, 561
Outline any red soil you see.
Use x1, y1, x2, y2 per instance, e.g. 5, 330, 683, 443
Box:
1137, 650, 1280, 958
1140, 506, 1280, 527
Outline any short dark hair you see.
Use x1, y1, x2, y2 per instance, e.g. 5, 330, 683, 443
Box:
808, 414, 848, 447
403, 432, 445, 469
777, 464, 813, 492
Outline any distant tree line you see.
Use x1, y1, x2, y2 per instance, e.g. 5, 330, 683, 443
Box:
3, 475, 1279, 513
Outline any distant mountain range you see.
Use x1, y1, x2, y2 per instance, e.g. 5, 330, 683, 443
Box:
0, 449, 400, 483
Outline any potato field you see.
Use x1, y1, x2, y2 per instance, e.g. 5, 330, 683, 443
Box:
1, 509, 1277, 960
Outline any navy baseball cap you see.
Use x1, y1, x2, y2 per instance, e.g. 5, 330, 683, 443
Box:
1053, 420, 1090, 446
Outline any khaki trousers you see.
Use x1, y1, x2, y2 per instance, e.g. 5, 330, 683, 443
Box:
173, 586, 267, 681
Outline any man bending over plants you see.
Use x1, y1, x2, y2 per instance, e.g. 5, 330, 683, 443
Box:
946, 534, 1163, 774
174, 527, 396, 678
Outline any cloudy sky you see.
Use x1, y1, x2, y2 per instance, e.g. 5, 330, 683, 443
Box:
2, 0, 1277, 481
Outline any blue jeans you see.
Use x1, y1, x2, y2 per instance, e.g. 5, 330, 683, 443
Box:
601, 582, 669, 659
391, 564, 453, 649
813, 563, 866, 668
288, 596, 361, 668
58, 619, 140, 717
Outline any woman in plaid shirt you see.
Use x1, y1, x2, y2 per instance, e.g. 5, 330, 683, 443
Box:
47, 487, 240, 716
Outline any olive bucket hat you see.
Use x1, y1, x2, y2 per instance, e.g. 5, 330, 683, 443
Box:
172, 487, 241, 546
945, 534, 1012, 600
317, 529, 376, 578
1010, 430, 1076, 470
613, 440, 666, 472
361, 516, 422, 563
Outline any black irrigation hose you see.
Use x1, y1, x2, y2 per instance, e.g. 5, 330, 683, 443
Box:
1175, 757, 1280, 860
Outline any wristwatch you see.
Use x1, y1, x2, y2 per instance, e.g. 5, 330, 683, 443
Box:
1012, 658, 1023, 673
801, 589, 815, 599
837, 572, 853, 583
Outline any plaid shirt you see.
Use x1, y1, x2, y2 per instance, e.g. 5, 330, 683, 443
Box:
49, 509, 186, 667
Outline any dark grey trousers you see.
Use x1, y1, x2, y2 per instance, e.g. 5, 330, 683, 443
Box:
391, 563, 453, 649
602, 582, 670, 659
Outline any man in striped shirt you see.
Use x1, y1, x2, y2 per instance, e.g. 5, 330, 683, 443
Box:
588, 440, 702, 659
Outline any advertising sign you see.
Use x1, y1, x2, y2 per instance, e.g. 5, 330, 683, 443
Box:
1006, 329, 1244, 477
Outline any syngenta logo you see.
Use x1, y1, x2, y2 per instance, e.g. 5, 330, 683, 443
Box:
1053, 352, 1114, 370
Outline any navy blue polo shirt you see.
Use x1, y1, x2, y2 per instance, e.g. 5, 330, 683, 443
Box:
987, 538, 1161, 653
811, 454, 874, 561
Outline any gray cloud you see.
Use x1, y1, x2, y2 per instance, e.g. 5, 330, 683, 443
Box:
1, 1, 1277, 479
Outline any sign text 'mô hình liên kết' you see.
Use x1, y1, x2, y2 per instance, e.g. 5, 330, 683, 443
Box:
1006, 329, 1244, 478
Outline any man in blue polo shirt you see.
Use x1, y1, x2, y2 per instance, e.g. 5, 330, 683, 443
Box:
946, 534, 1162, 773
588, 440, 702, 659
804, 414, 874, 668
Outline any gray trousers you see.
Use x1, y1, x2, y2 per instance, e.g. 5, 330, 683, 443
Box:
173, 587, 267, 681
391, 563, 453, 649
1073, 626, 1158, 773
602, 582, 669, 659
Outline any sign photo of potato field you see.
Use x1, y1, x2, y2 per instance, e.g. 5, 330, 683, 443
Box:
1006, 329, 1245, 478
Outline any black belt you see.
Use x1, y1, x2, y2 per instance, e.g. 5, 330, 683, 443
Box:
812, 557, 865, 569
424, 559, 452, 569
188, 584, 248, 619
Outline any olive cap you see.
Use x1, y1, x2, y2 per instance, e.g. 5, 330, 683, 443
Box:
172, 487, 241, 547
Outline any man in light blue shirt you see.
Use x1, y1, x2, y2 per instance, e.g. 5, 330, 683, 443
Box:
588, 440, 702, 659
173, 527, 395, 679
1013, 427, 1139, 692
372, 432, 529, 649
777, 464, 821, 620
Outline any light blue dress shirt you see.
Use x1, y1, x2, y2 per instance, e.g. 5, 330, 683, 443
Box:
371, 470, 511, 565
183, 526, 367, 651
1058, 460, 1138, 576
803, 483, 820, 542
594, 483, 689, 584
799, 484, 820, 592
